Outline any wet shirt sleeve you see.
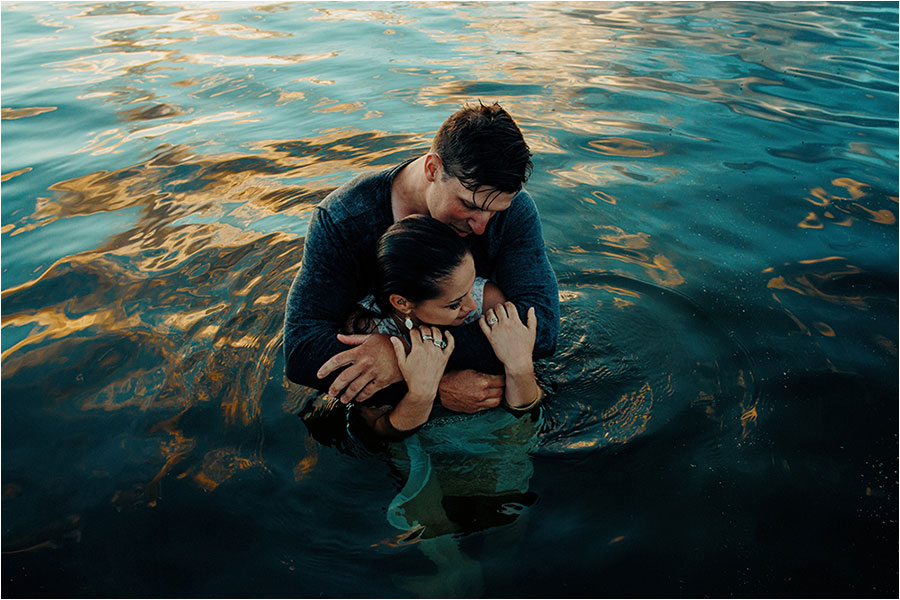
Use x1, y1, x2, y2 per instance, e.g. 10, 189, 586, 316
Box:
283, 206, 361, 389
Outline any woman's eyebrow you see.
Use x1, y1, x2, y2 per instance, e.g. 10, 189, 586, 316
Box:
444, 275, 477, 306
444, 292, 467, 306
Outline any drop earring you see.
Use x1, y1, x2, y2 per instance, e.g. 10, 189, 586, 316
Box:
404, 316, 414, 330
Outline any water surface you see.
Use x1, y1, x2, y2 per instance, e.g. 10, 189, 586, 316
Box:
2, 2, 897, 597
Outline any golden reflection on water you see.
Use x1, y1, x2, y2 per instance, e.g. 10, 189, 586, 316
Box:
2, 117, 441, 509
1, 106, 57, 119
597, 381, 654, 444
586, 137, 663, 158
1, 167, 33, 182
766, 264, 869, 311
802, 176, 897, 228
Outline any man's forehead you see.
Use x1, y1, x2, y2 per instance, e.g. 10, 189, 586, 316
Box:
468, 185, 516, 210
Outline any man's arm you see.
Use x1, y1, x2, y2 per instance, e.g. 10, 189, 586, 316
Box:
284, 205, 403, 401
445, 190, 559, 372
283, 206, 362, 388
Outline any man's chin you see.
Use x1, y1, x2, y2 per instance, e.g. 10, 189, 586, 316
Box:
450, 224, 471, 237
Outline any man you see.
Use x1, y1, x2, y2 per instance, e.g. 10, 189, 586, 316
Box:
283, 102, 558, 413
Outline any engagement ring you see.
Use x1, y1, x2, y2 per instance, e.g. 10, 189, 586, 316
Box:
486, 316, 498, 325
433, 339, 447, 349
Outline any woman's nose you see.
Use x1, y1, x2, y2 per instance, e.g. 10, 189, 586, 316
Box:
462, 293, 477, 313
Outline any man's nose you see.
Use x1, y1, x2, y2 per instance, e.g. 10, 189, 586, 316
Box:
468, 212, 492, 235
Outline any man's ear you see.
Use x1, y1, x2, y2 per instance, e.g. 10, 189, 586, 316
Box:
423, 153, 443, 182
389, 294, 413, 313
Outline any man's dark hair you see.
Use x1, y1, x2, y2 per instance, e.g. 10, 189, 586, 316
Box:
431, 101, 533, 207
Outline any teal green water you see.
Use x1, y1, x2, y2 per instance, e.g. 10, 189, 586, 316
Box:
2, 2, 897, 596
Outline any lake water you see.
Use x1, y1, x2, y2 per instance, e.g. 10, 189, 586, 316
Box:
2, 1, 897, 597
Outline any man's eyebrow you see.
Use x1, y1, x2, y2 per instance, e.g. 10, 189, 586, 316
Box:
461, 196, 490, 211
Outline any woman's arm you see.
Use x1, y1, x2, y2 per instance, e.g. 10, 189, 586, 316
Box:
479, 302, 543, 411
366, 326, 455, 438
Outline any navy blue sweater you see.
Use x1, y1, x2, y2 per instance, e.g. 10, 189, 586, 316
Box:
283, 161, 559, 389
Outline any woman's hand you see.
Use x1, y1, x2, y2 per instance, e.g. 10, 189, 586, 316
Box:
390, 326, 455, 401
479, 302, 537, 374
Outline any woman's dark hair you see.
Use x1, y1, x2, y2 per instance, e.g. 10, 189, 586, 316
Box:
366, 215, 470, 320
432, 101, 533, 208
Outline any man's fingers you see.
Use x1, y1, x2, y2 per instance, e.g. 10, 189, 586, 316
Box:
317, 348, 357, 379
355, 380, 383, 403
480, 373, 506, 388
479, 396, 502, 409
527, 306, 537, 331
336, 333, 371, 346
341, 374, 376, 404
328, 362, 364, 399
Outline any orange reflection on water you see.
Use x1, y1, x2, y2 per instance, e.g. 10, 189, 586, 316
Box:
813, 321, 836, 337
740, 406, 758, 439
586, 137, 663, 158
596, 226, 651, 250
0, 301, 140, 364
580, 225, 684, 288
591, 190, 618, 205
766, 264, 869, 310
803, 176, 896, 228
1, 106, 57, 119
188, 449, 260, 492
293, 438, 320, 483
599, 381, 654, 444
1, 167, 32, 182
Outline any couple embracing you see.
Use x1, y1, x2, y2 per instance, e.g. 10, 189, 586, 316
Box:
284, 102, 559, 438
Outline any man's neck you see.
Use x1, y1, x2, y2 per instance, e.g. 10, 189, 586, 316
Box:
391, 155, 428, 222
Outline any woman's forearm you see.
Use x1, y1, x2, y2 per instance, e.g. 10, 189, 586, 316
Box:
371, 391, 434, 438
503, 364, 543, 410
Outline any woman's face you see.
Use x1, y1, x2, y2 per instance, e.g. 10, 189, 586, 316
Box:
409, 253, 478, 326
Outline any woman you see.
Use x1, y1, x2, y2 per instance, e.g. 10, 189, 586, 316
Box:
347, 215, 543, 438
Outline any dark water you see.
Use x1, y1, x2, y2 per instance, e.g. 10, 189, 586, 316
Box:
2, 2, 897, 597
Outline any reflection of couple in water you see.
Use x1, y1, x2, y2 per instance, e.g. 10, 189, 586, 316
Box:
284, 103, 559, 563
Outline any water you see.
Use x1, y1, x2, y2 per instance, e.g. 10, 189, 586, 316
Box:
2, 1, 897, 596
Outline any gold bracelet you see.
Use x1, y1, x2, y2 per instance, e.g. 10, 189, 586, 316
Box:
503, 388, 543, 412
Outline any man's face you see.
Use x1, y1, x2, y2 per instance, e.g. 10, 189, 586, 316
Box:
424, 161, 516, 237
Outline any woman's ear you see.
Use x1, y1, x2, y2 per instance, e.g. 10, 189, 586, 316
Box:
389, 294, 413, 313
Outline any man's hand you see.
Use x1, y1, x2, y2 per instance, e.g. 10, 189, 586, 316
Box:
438, 369, 505, 413
317, 333, 403, 404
